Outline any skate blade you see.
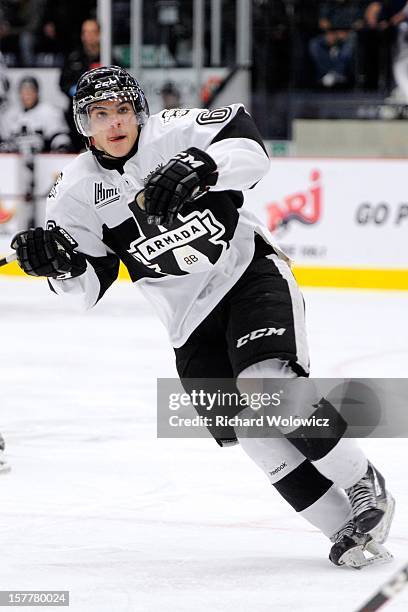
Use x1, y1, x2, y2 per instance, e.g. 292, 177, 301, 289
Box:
340, 541, 393, 569
368, 493, 395, 544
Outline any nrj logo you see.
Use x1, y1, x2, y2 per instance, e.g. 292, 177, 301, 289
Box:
267, 169, 322, 233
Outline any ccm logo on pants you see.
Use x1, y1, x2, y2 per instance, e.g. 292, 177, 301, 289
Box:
236, 327, 286, 348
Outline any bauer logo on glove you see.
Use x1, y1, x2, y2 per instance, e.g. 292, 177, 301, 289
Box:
140, 146, 218, 228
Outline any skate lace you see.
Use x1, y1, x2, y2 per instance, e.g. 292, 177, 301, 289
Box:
346, 473, 376, 517
331, 519, 355, 543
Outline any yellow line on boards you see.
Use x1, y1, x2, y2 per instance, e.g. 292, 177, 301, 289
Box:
0, 261, 132, 280
292, 266, 408, 290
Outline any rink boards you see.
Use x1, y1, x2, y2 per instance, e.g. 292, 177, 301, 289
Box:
0, 154, 407, 289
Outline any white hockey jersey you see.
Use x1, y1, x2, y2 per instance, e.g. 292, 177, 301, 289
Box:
2, 102, 71, 152
46, 104, 280, 347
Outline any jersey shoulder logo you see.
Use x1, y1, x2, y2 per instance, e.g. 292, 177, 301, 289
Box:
94, 182, 121, 209
48, 172, 63, 199
196, 107, 232, 125
161, 108, 190, 124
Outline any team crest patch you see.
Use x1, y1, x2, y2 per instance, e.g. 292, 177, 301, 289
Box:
127, 208, 227, 266
94, 182, 120, 208
161, 108, 190, 123
48, 172, 63, 199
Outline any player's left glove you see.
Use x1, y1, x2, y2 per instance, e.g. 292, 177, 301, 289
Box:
142, 147, 218, 227
11, 226, 87, 279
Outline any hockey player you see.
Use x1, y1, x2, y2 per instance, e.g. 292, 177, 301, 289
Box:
10, 66, 394, 568
1, 76, 71, 153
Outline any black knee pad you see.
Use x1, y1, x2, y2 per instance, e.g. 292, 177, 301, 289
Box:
286, 398, 347, 461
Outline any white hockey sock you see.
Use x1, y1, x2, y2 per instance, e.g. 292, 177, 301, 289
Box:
237, 433, 352, 539
312, 438, 368, 490
300, 485, 352, 539
237, 359, 369, 495
238, 433, 305, 481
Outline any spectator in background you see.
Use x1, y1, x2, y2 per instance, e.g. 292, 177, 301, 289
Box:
60, 18, 121, 151
308, 0, 368, 87
41, 0, 97, 58
160, 81, 182, 108
1, 76, 71, 153
0, 1, 98, 68
60, 18, 102, 101
365, 0, 383, 27
60, 18, 102, 152
0, 51, 10, 142
0, 0, 47, 66
34, 19, 64, 67
367, 1, 408, 101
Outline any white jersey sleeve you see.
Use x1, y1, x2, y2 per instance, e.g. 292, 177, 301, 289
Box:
152, 104, 270, 192
2, 102, 71, 152
45, 160, 120, 310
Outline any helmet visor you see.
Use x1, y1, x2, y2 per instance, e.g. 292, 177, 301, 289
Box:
74, 90, 148, 137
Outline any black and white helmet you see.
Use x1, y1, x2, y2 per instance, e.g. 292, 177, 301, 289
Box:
73, 65, 149, 137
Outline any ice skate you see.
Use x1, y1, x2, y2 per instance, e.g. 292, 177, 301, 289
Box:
329, 520, 393, 569
346, 462, 395, 544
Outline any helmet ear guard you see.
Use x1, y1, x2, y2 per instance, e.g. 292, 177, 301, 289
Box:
73, 66, 149, 137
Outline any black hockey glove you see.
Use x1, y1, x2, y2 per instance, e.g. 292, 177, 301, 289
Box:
11, 226, 87, 279
142, 147, 218, 227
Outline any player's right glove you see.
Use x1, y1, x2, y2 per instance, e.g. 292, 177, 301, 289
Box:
142, 147, 218, 228
11, 226, 87, 279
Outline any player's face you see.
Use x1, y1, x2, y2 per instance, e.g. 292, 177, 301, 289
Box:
81, 19, 100, 48
20, 84, 38, 110
89, 100, 139, 157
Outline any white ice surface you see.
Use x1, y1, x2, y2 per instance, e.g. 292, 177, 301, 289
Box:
0, 277, 407, 612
